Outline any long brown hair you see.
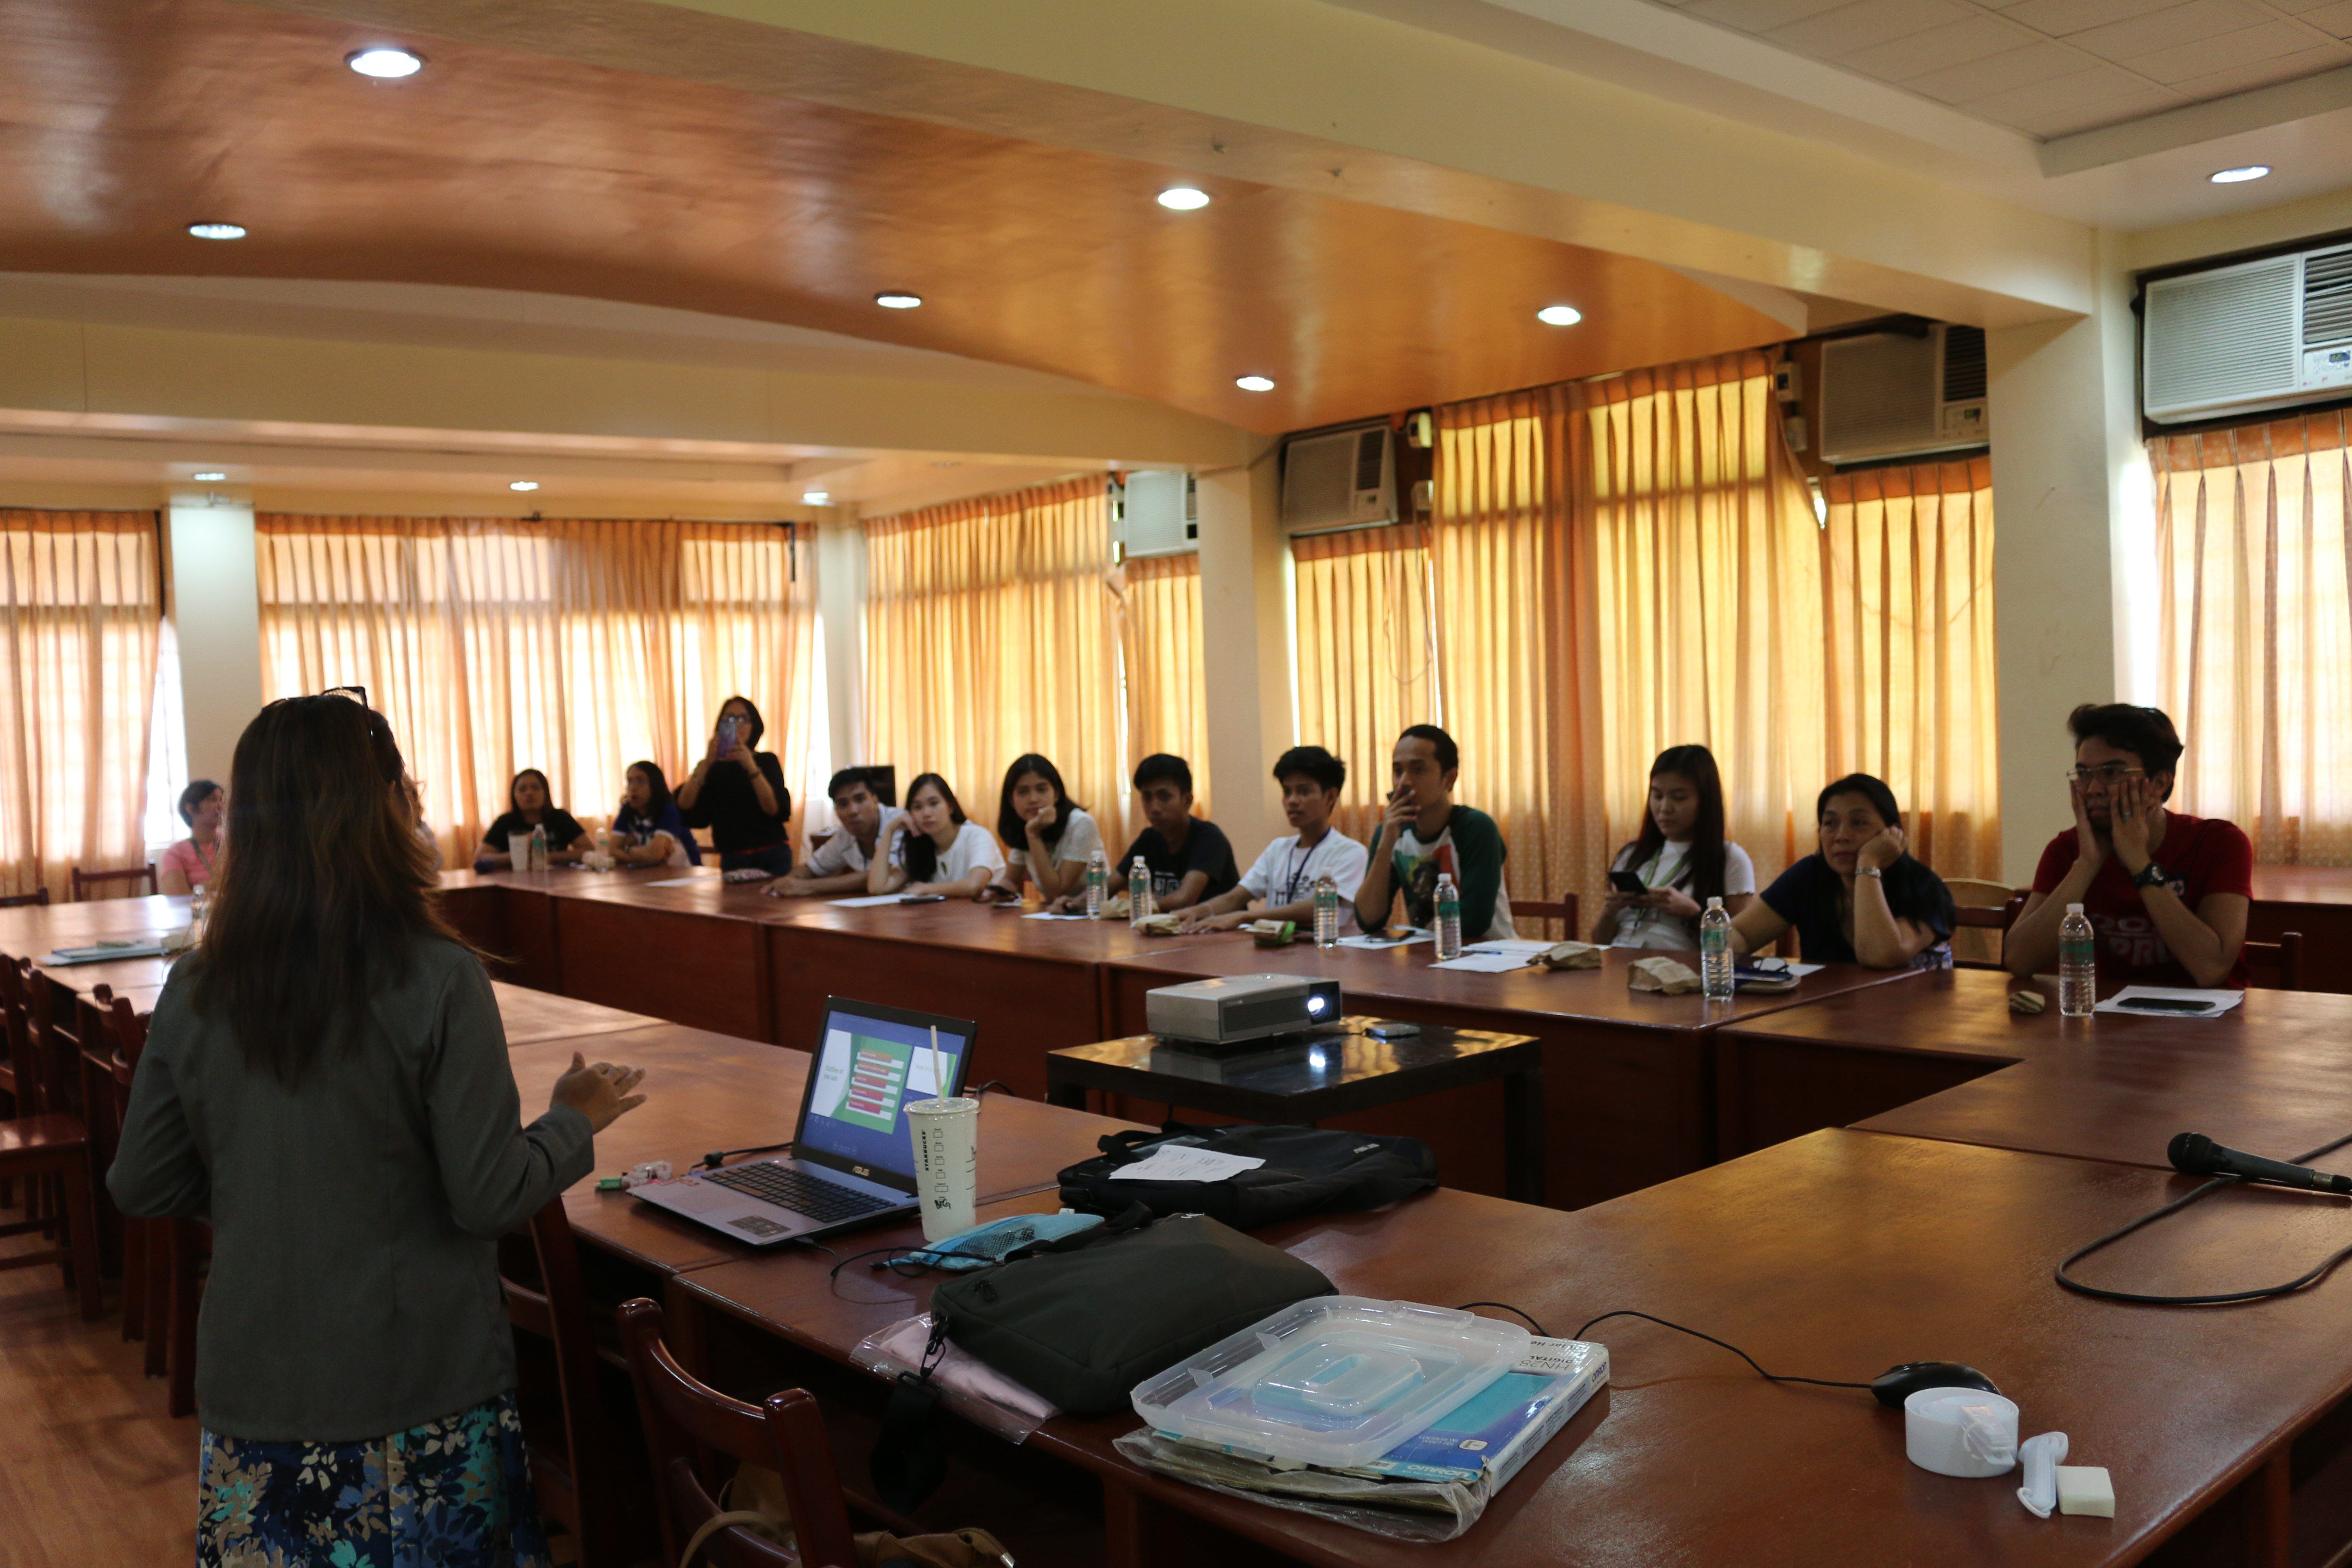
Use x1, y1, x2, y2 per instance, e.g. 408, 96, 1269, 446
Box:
191, 695, 462, 1085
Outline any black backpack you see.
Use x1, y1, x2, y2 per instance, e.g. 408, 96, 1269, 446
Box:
1057, 1122, 1438, 1230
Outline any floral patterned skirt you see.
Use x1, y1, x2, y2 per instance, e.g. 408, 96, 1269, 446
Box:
199, 1392, 552, 1568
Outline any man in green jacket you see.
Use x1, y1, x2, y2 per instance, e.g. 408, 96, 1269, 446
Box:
1354, 723, 1515, 941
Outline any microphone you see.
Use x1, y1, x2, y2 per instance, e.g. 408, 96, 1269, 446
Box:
2168, 1133, 2352, 1195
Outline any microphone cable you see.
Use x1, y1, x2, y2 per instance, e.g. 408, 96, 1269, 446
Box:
2056, 1131, 2352, 1306
1457, 1304, 1872, 1393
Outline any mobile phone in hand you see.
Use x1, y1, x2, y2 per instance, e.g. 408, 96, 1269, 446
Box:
1607, 870, 1648, 895
717, 716, 739, 752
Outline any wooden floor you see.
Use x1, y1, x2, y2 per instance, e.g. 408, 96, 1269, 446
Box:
0, 1207, 194, 1568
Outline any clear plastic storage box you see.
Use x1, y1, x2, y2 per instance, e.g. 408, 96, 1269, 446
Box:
1130, 1296, 1531, 1469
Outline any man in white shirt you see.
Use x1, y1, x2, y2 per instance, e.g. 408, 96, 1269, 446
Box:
1178, 747, 1369, 931
767, 768, 902, 897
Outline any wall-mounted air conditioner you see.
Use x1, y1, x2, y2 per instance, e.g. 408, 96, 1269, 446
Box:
2143, 242, 2352, 424
1817, 325, 1989, 465
1115, 472, 1196, 559
1280, 423, 1395, 535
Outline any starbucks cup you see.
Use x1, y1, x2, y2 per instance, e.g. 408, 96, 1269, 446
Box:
905, 1096, 980, 1242
508, 831, 532, 869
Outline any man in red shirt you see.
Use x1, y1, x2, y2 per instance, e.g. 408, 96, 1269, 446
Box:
2006, 703, 2251, 989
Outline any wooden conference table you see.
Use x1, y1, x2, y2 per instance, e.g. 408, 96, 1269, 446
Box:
2248, 863, 2352, 992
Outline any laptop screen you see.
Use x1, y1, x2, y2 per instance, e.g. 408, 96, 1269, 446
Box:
796, 1001, 973, 1182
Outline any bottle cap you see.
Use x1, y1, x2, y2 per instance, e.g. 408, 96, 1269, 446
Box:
2065, 902, 2084, 914
1707, 896, 1724, 909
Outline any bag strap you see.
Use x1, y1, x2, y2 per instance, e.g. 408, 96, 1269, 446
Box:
1094, 1128, 1162, 1164
679, 1510, 782, 1568
1002, 1200, 1155, 1262
870, 1369, 951, 1513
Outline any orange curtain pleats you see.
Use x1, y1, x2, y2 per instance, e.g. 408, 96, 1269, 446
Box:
1116, 550, 1210, 815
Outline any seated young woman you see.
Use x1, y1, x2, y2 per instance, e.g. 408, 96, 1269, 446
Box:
608, 760, 702, 869
868, 772, 1005, 898
986, 753, 1101, 904
475, 768, 592, 869
1730, 772, 1955, 970
1589, 744, 1755, 949
160, 778, 225, 896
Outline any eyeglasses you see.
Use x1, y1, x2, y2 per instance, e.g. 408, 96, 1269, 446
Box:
322, 684, 370, 707
2066, 765, 2144, 784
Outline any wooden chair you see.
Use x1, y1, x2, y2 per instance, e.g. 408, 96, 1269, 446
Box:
1951, 891, 2028, 972
105, 997, 170, 1368
618, 1297, 860, 1568
2243, 931, 2306, 992
499, 1200, 656, 1568
71, 864, 157, 901
0, 887, 50, 908
1510, 895, 1581, 942
0, 963, 102, 1319
1944, 879, 2018, 968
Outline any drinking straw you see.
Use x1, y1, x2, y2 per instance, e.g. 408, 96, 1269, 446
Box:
929, 1024, 948, 1102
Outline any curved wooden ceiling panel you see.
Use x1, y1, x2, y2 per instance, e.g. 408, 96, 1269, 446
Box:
0, 0, 1793, 435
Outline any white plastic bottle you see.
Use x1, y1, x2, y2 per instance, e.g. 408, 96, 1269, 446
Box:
1312, 874, 1341, 949
1700, 895, 1734, 999
2059, 902, 2096, 1017
1129, 861, 1154, 926
1084, 850, 1108, 919
1434, 872, 1462, 960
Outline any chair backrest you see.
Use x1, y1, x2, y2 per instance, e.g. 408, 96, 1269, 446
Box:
1509, 895, 1581, 940
2243, 931, 2306, 992
499, 1199, 634, 1567
617, 1298, 858, 1568
1950, 891, 2028, 971
0, 962, 72, 1115
107, 995, 149, 1122
71, 864, 158, 901
0, 887, 49, 908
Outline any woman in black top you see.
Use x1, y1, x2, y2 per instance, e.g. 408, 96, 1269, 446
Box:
1730, 772, 1954, 970
677, 695, 793, 876
476, 769, 591, 869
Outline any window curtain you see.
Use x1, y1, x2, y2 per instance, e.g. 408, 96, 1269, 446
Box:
1116, 551, 1210, 813
861, 479, 1127, 846
256, 515, 814, 865
2150, 412, 2352, 865
1820, 457, 2001, 880
0, 510, 162, 899
1289, 524, 1439, 844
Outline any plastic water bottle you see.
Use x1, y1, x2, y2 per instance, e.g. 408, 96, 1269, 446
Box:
1129, 862, 1153, 926
1084, 850, 1108, 919
2060, 902, 2095, 1017
1434, 872, 1462, 961
1313, 874, 1340, 949
529, 822, 547, 871
1700, 895, 1734, 999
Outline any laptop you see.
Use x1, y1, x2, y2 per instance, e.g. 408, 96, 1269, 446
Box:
630, 997, 977, 1247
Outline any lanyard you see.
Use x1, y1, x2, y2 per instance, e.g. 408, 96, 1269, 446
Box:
1279, 839, 1317, 903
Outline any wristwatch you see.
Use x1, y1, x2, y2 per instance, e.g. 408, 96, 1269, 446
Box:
1856, 866, 1884, 880
2131, 861, 2169, 891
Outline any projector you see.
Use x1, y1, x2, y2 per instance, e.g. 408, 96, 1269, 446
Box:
1145, 975, 1344, 1045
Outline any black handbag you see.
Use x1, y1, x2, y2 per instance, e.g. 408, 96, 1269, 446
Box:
926, 1207, 1334, 1416
1057, 1122, 1438, 1230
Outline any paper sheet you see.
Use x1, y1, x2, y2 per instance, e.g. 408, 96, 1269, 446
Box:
2094, 985, 2244, 1018
642, 874, 717, 887
1466, 939, 1554, 957
1110, 1146, 1267, 1182
1429, 950, 1540, 973
829, 893, 909, 907
1022, 911, 1094, 921
1340, 931, 1432, 949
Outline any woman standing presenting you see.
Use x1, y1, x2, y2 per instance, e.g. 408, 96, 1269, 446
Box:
110, 694, 646, 1567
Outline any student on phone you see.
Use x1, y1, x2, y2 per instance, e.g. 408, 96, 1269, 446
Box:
475, 769, 591, 869
1180, 747, 1368, 931
677, 695, 792, 876
2004, 703, 2251, 989
768, 768, 901, 898
869, 773, 1005, 899
988, 754, 1100, 903
1354, 724, 1515, 941
609, 761, 700, 869
1089, 753, 1237, 913
1730, 773, 1954, 970
1591, 744, 1757, 949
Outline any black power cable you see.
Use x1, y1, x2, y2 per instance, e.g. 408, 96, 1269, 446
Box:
1457, 1303, 1871, 1392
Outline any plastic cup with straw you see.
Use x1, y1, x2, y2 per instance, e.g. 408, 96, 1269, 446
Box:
905, 1024, 978, 1241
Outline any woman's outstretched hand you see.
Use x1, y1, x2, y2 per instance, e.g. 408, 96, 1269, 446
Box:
551, 1053, 647, 1133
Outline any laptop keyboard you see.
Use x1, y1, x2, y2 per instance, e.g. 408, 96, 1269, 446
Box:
702, 1161, 897, 1223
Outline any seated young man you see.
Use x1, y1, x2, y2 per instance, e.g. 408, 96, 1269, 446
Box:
766, 767, 901, 898
1080, 753, 1238, 913
2005, 703, 2251, 989
1179, 746, 1368, 932
1353, 723, 1515, 941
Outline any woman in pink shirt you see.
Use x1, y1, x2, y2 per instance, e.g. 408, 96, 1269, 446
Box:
159, 778, 224, 896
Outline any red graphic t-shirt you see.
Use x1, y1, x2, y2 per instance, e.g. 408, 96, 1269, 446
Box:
2030, 812, 2254, 988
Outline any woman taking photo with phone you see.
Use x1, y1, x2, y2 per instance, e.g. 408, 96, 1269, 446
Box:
987, 753, 1100, 903
1590, 744, 1756, 949
868, 772, 1005, 898
677, 695, 792, 876
110, 693, 647, 1567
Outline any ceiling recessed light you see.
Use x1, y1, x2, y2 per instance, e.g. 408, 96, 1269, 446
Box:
874, 292, 922, 309
191, 471, 227, 482
802, 490, 830, 504
2210, 165, 2270, 184
187, 222, 246, 241
1157, 187, 1211, 211
1235, 375, 1277, 392
346, 47, 423, 78
508, 480, 539, 491
1537, 304, 1584, 326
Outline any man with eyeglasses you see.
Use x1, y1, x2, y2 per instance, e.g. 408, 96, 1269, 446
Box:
2006, 703, 2251, 991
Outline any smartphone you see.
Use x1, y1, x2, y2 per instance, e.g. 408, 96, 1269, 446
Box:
2116, 997, 2218, 1014
900, 893, 947, 904
1366, 1021, 1421, 1040
717, 715, 739, 753
1607, 870, 1648, 895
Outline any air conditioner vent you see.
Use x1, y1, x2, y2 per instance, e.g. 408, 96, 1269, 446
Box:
1281, 423, 1396, 534
2146, 257, 2301, 415
2303, 247, 2352, 349
1821, 333, 1939, 459
1941, 326, 1987, 403
1352, 429, 1386, 491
